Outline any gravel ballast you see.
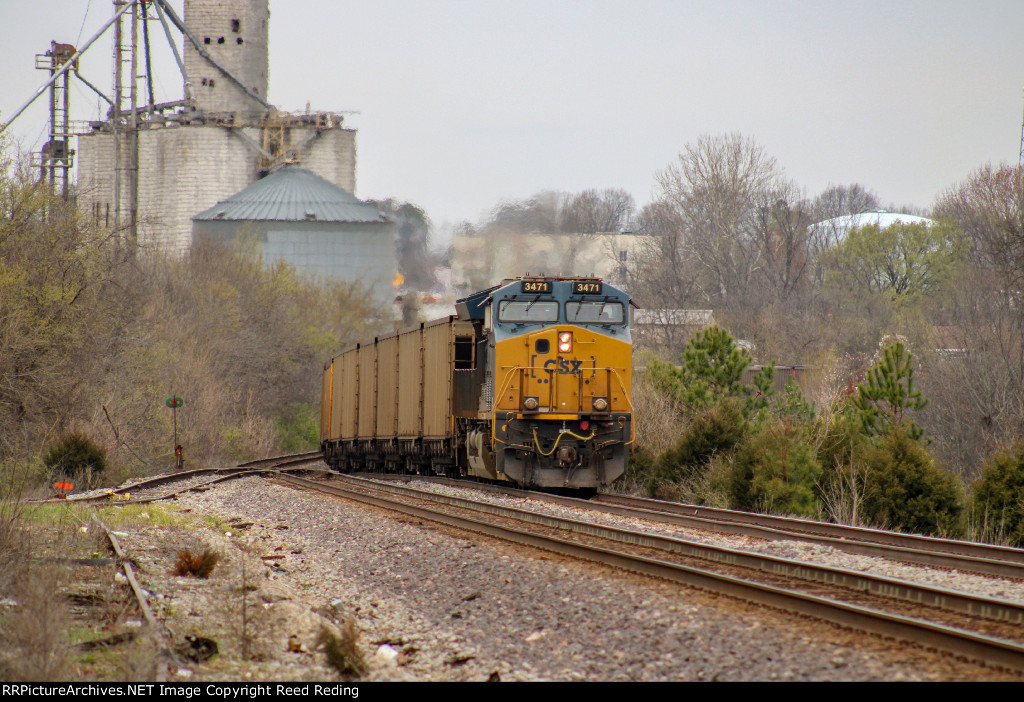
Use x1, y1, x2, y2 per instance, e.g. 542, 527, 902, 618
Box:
396, 478, 1024, 603
127, 475, 1024, 682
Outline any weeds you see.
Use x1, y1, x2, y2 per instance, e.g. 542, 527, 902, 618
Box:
319, 620, 367, 680
0, 564, 72, 681
98, 503, 182, 529
0, 498, 29, 595
173, 549, 220, 578
214, 542, 267, 661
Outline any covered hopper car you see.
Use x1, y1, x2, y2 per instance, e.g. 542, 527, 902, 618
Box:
320, 277, 633, 489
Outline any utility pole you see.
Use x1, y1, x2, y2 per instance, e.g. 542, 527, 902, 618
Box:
113, 0, 124, 236
128, 0, 140, 251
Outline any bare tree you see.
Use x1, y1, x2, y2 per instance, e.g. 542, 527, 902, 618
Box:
807, 183, 882, 284
489, 190, 568, 233
813, 183, 881, 223
652, 133, 785, 305
917, 265, 1024, 478
935, 163, 1024, 295
562, 188, 635, 234
750, 181, 814, 303
461, 188, 637, 281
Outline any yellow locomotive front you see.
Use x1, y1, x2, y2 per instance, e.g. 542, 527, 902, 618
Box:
484, 277, 633, 488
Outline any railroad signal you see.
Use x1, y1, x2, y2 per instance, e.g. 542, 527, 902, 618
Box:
165, 395, 184, 471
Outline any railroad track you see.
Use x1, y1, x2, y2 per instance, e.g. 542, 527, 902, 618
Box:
90, 513, 170, 681
280, 471, 1024, 673
593, 492, 1024, 572
55, 451, 325, 505
356, 473, 1024, 580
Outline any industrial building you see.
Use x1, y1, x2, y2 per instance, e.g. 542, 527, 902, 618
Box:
68, 0, 394, 288
193, 165, 396, 302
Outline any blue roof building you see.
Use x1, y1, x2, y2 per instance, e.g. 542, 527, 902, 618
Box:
192, 165, 397, 302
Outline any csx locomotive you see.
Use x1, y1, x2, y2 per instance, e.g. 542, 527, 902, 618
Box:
320, 277, 633, 489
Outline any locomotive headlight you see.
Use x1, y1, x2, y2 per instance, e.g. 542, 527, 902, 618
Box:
558, 332, 573, 353
592, 397, 609, 412
523, 396, 540, 411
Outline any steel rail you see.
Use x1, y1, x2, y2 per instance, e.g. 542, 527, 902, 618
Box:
357, 473, 1024, 580
275, 472, 1024, 673
40, 452, 324, 506
595, 493, 1024, 566
57, 468, 253, 505
237, 451, 323, 469
91, 512, 170, 681
332, 474, 1024, 628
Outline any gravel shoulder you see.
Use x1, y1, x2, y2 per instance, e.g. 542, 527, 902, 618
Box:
115, 475, 1024, 682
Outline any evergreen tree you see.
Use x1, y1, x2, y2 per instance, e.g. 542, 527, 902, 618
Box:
729, 423, 824, 517
861, 426, 963, 536
972, 442, 1024, 547
646, 326, 774, 413
851, 341, 928, 440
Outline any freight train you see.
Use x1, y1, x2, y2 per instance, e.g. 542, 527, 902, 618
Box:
320, 277, 633, 489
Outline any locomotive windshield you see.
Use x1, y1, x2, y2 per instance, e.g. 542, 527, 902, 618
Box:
565, 300, 624, 325
498, 299, 559, 323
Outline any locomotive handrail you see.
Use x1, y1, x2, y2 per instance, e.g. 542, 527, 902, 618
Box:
607, 367, 635, 444
496, 363, 633, 420
494, 365, 522, 411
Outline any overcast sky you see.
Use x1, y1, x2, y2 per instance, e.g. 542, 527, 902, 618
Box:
3, 0, 1023, 233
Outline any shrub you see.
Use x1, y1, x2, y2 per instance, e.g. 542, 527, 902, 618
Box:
971, 442, 1024, 547
655, 398, 747, 482
276, 402, 320, 452
861, 426, 964, 536
727, 424, 824, 517
815, 411, 874, 525
43, 433, 107, 488
620, 445, 656, 494
635, 399, 748, 499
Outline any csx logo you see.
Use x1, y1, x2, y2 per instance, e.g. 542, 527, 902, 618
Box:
544, 358, 584, 374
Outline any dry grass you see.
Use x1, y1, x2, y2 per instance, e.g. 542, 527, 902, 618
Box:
0, 498, 30, 596
0, 564, 72, 681
319, 620, 367, 680
631, 370, 687, 456
172, 548, 220, 578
